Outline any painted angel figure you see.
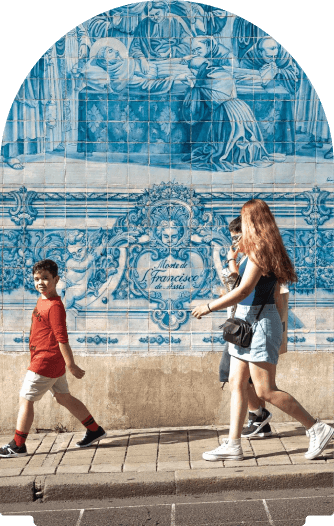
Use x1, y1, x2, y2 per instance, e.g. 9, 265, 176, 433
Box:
57, 229, 107, 309
151, 205, 189, 247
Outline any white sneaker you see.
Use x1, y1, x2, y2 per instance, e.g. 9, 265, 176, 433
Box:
202, 440, 244, 461
305, 419, 334, 460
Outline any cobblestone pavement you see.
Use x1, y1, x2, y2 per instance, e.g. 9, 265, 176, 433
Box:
0, 422, 333, 478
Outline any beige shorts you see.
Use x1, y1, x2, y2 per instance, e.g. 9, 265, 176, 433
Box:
20, 370, 70, 402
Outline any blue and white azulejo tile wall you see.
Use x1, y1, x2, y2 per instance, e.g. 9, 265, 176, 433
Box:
1, 1, 333, 355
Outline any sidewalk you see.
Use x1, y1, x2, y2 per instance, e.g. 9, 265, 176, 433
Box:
0, 422, 333, 503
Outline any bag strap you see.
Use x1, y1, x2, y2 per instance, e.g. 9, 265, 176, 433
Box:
230, 274, 241, 319
255, 280, 277, 320
232, 274, 242, 290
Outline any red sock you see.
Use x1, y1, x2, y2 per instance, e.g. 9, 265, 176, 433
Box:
81, 414, 99, 432
14, 430, 28, 447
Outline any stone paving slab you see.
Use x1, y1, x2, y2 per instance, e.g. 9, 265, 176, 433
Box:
0, 468, 22, 477
123, 462, 157, 472
96, 453, 128, 461
57, 465, 90, 474
21, 466, 57, 476
90, 463, 123, 473
158, 461, 190, 472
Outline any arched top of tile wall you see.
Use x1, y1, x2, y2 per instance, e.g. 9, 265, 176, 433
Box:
1, 0, 332, 177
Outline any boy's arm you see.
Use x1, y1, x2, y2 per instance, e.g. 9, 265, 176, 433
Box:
58, 342, 85, 379
49, 304, 85, 379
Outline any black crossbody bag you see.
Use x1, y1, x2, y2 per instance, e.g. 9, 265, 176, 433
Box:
219, 275, 276, 348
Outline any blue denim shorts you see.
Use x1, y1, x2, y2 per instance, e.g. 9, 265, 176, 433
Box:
228, 304, 283, 365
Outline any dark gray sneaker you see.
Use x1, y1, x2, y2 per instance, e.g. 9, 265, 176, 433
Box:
0, 439, 28, 457
75, 426, 107, 448
241, 408, 273, 438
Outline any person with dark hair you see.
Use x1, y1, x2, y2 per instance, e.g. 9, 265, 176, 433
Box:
240, 37, 299, 95
193, 200, 334, 461
0, 259, 106, 458
32, 258, 59, 278
129, 0, 191, 74
220, 217, 273, 438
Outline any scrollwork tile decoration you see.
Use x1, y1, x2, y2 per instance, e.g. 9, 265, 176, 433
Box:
1, 1, 333, 353
76, 336, 119, 345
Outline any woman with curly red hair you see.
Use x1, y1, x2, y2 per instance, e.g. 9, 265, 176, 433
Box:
192, 199, 333, 461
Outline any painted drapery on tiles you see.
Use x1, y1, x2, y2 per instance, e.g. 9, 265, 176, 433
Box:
1, 1, 333, 354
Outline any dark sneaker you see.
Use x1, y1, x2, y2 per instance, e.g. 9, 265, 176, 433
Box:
253, 423, 273, 438
76, 426, 106, 448
241, 408, 272, 438
0, 439, 28, 457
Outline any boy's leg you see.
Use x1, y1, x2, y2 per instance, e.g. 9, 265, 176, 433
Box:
17, 397, 35, 434
54, 393, 91, 422
54, 392, 106, 447
0, 397, 34, 457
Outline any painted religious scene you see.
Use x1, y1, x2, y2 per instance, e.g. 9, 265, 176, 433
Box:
1, 1, 333, 355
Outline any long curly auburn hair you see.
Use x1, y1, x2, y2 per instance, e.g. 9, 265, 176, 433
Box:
241, 199, 298, 284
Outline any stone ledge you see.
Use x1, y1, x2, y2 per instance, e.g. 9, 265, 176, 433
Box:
0, 476, 35, 503
1, 463, 332, 503
175, 464, 334, 494
43, 472, 176, 501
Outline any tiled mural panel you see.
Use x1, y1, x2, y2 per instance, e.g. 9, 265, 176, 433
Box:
1, 1, 333, 355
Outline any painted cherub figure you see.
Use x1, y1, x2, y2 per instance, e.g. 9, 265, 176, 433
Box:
156, 220, 184, 246
58, 229, 106, 308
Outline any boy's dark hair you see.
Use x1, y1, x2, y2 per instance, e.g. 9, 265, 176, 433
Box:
228, 216, 242, 233
32, 259, 58, 278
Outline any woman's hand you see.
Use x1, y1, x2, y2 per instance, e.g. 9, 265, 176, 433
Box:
227, 244, 239, 261
191, 304, 211, 319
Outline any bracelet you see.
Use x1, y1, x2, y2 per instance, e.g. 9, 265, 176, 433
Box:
227, 258, 236, 264
207, 303, 213, 313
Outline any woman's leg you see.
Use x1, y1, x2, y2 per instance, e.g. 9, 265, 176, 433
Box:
249, 361, 316, 429
247, 382, 266, 412
228, 356, 252, 439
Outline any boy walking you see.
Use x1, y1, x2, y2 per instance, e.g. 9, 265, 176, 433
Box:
0, 259, 106, 458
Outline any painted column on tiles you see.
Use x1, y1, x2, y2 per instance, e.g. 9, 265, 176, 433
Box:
1, 1, 333, 355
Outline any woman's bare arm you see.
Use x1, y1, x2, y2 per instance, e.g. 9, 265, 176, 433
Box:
192, 258, 262, 319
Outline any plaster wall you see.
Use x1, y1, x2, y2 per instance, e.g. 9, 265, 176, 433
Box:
0, 352, 332, 433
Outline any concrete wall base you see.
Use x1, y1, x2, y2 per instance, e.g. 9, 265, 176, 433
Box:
1, 352, 332, 433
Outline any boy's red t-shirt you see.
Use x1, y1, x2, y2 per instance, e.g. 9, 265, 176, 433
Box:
28, 296, 68, 378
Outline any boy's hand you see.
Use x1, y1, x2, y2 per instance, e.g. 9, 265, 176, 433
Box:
68, 364, 85, 379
